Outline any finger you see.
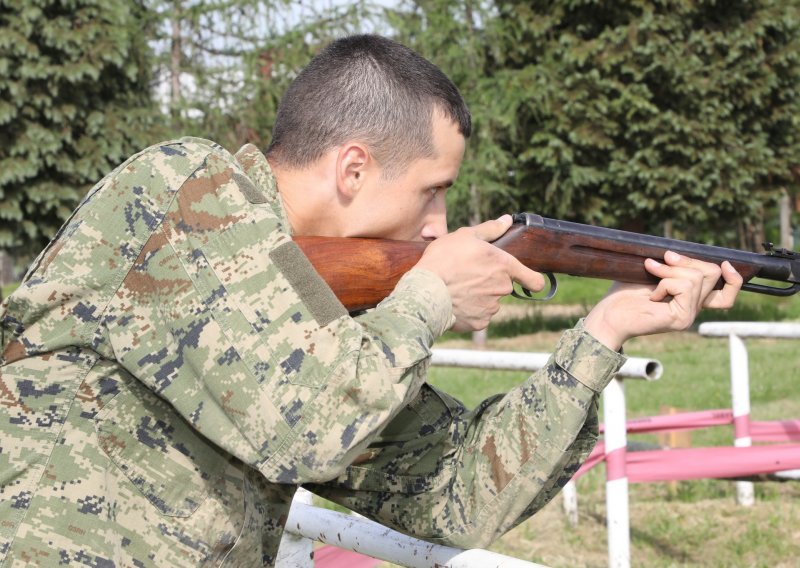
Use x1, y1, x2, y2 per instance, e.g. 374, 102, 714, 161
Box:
504, 253, 546, 293
663, 250, 719, 271
648, 276, 701, 329
647, 271, 695, 304
663, 251, 723, 297
645, 258, 702, 305
471, 214, 514, 242
702, 261, 743, 309
644, 257, 705, 286
645, 256, 707, 299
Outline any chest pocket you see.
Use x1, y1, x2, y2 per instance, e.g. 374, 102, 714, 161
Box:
96, 376, 228, 517
191, 220, 352, 391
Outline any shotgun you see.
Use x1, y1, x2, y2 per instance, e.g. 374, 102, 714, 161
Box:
294, 212, 800, 312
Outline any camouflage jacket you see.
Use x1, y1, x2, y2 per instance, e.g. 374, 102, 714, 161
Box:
0, 138, 625, 567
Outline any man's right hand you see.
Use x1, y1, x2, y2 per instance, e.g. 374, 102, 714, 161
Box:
414, 215, 546, 332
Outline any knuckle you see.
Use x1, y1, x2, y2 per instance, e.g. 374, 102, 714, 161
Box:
688, 269, 704, 285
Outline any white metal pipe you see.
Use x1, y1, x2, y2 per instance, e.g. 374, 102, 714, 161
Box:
603, 378, 630, 568
283, 502, 547, 568
603, 379, 628, 458
728, 333, 755, 506
276, 488, 314, 567
562, 480, 578, 526
432, 349, 662, 381
699, 323, 800, 505
698, 322, 800, 339
729, 333, 752, 445
774, 469, 800, 479
606, 478, 630, 568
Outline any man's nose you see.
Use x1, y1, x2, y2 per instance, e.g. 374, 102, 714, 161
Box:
420, 211, 448, 240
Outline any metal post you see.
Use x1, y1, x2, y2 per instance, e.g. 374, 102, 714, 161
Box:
699, 322, 800, 504
728, 333, 754, 506
603, 378, 630, 568
561, 480, 578, 526
276, 488, 315, 567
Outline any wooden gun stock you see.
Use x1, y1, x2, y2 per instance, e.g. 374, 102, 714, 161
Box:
294, 213, 800, 312
293, 236, 427, 312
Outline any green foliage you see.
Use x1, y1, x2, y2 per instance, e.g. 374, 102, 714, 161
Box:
493, 0, 800, 237
5, 0, 799, 259
146, 0, 277, 146
0, 0, 157, 257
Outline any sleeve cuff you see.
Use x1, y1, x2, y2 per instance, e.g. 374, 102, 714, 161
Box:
380, 268, 456, 339
553, 319, 627, 393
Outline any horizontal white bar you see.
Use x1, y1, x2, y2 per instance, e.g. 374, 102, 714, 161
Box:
284, 502, 547, 568
699, 322, 800, 339
774, 469, 800, 480
431, 349, 662, 381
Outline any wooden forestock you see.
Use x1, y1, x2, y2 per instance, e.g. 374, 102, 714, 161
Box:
491, 224, 757, 286
495, 214, 799, 296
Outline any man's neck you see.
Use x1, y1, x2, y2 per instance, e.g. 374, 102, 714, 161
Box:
269, 157, 342, 237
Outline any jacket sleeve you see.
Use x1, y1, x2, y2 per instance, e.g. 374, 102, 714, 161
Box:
308, 320, 625, 548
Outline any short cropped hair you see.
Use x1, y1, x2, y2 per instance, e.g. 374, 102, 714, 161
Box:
266, 34, 471, 177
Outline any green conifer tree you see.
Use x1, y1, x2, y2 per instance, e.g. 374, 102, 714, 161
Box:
0, 0, 156, 258
491, 0, 800, 242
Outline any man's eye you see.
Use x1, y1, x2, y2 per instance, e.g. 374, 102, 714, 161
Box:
429, 187, 439, 198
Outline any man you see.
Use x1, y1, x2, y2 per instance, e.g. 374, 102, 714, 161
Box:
0, 35, 740, 566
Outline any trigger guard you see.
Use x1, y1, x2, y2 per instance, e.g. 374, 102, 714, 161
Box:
511, 272, 558, 302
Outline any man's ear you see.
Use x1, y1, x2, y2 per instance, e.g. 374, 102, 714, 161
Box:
336, 142, 370, 200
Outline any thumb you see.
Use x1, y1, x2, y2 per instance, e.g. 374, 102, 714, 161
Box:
472, 214, 513, 242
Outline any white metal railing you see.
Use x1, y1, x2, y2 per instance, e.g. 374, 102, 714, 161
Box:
698, 321, 800, 502
275, 488, 314, 566
430, 349, 662, 381
282, 490, 546, 568
277, 349, 663, 568
594, 358, 662, 568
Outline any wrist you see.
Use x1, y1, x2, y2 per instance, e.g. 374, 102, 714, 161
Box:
583, 309, 625, 352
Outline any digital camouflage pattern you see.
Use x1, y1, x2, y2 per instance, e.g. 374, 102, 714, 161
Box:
0, 137, 625, 566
